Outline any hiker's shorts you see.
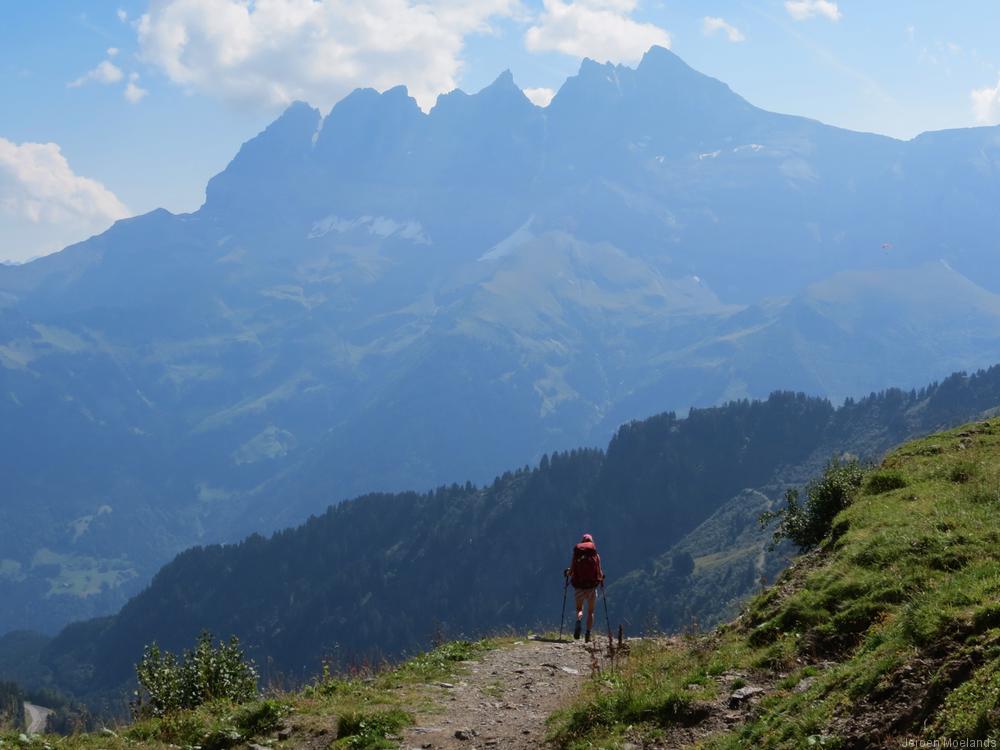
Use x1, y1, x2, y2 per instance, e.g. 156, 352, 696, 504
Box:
574, 586, 597, 613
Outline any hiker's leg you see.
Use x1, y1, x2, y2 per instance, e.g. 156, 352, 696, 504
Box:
572, 588, 584, 639
586, 589, 597, 631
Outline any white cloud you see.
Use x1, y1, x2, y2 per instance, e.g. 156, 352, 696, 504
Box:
68, 59, 125, 88
124, 72, 149, 103
107, 47, 120, 57
524, 0, 670, 63
117, 8, 128, 22
135, 0, 520, 112
702, 16, 745, 43
971, 76, 1000, 124
784, 0, 841, 22
0, 138, 130, 262
524, 86, 555, 106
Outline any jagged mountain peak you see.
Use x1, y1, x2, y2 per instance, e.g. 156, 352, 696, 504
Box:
319, 83, 422, 133
636, 44, 690, 72
204, 100, 321, 211
550, 44, 746, 114
429, 68, 534, 121
487, 68, 517, 90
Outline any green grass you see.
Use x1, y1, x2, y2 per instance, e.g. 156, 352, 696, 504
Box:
332, 708, 412, 749
124, 698, 292, 750
0, 639, 504, 750
549, 419, 1000, 748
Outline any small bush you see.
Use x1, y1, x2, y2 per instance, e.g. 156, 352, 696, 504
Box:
949, 462, 978, 484
126, 699, 290, 749
760, 460, 866, 551
133, 632, 259, 718
554, 687, 697, 744
334, 709, 412, 750
129, 711, 206, 746
234, 699, 289, 736
864, 471, 907, 495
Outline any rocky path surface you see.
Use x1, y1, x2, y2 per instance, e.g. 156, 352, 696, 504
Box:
401, 637, 598, 750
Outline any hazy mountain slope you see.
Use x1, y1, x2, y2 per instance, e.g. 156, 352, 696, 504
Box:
3, 46, 1000, 635
8, 366, 1000, 708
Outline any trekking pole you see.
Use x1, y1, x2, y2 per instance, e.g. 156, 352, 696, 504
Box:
558, 575, 569, 642
601, 582, 613, 650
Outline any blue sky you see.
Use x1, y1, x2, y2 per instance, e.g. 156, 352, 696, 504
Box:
2, 0, 999, 263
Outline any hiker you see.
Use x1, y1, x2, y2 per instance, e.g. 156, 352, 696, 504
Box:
564, 533, 604, 642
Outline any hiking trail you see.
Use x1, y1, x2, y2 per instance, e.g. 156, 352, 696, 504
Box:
395, 634, 790, 750
400, 637, 596, 749
23, 702, 53, 735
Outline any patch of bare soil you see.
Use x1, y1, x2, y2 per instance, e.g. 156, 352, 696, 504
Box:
636, 660, 786, 749
400, 637, 600, 750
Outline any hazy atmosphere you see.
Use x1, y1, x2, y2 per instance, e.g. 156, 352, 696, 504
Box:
3, 2, 1000, 748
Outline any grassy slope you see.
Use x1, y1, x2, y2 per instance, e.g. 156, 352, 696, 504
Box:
551, 418, 1000, 748
9, 419, 1000, 750
0, 640, 506, 750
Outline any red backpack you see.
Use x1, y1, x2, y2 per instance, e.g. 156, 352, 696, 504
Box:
571, 542, 601, 588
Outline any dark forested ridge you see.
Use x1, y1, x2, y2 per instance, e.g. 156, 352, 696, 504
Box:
0, 681, 24, 732
5, 366, 1000, 709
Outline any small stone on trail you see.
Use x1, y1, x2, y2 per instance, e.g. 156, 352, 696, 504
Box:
794, 676, 817, 693
437, 682, 455, 688
728, 685, 765, 708
277, 729, 291, 741
454, 728, 476, 740
559, 666, 580, 675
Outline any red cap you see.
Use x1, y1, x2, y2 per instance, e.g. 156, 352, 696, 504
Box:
581, 533, 593, 542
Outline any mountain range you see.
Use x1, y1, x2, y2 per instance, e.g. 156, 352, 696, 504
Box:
3, 46, 1000, 636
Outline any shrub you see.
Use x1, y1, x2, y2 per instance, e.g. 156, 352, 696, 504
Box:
760, 459, 866, 551
335, 709, 412, 750
133, 632, 259, 718
948, 462, 977, 484
864, 470, 907, 495
234, 698, 289, 736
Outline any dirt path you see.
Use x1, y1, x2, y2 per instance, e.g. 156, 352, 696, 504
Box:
401, 637, 599, 749
23, 702, 53, 734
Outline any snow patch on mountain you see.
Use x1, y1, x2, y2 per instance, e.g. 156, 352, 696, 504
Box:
308, 215, 430, 244
479, 217, 535, 262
